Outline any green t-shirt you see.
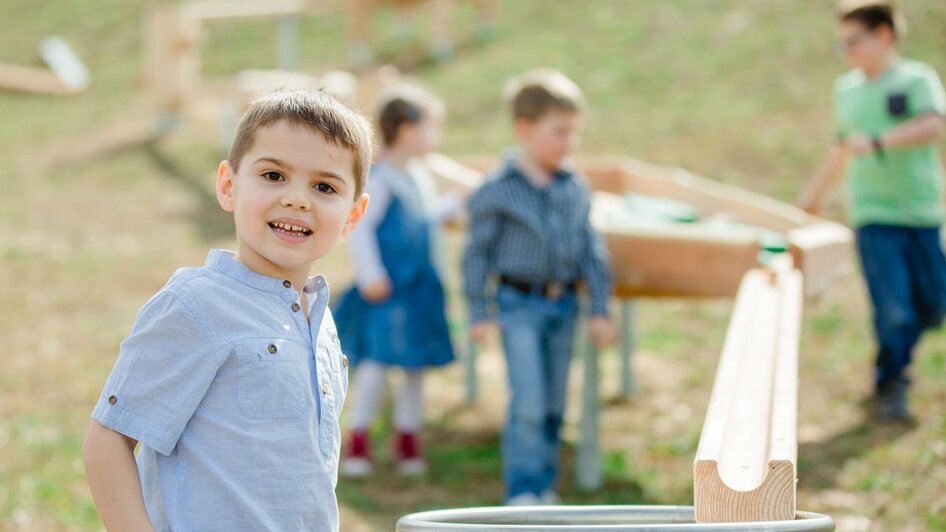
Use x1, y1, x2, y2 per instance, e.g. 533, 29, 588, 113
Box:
834, 58, 946, 228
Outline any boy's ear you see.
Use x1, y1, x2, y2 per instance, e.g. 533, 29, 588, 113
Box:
878, 25, 896, 45
216, 161, 236, 213
513, 118, 533, 142
341, 193, 370, 237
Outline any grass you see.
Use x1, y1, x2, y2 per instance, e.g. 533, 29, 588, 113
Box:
2, 0, 946, 530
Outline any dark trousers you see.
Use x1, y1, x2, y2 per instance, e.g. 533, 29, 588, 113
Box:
856, 224, 946, 388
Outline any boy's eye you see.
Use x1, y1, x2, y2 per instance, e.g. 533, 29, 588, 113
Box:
314, 182, 337, 194
262, 171, 284, 182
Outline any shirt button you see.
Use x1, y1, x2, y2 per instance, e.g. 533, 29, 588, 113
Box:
108, 395, 118, 405
291, 302, 301, 312
342, 356, 349, 368
283, 280, 292, 288
267, 344, 278, 354
321, 384, 329, 395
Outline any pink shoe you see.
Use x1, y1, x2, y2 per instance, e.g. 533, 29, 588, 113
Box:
394, 432, 427, 476
340, 430, 373, 477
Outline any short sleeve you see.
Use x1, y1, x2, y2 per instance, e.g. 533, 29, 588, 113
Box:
833, 80, 851, 142
91, 291, 224, 456
910, 67, 946, 117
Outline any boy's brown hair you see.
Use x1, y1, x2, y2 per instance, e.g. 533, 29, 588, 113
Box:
838, 0, 907, 39
503, 69, 585, 122
376, 83, 445, 147
228, 89, 375, 197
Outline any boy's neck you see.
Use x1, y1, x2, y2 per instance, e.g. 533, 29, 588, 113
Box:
862, 51, 899, 80
516, 151, 556, 188
234, 249, 310, 301
382, 146, 414, 171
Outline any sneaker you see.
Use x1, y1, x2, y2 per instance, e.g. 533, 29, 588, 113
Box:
340, 430, 373, 478
873, 377, 913, 422
505, 492, 542, 506
539, 489, 561, 505
394, 432, 428, 476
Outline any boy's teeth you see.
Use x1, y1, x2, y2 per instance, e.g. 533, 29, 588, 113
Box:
271, 222, 309, 235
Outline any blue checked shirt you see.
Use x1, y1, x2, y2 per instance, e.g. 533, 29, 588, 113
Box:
462, 157, 613, 323
91, 249, 348, 531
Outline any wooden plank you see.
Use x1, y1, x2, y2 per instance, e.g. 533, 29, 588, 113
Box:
181, 0, 306, 21
788, 222, 854, 299
0, 63, 71, 95
693, 256, 802, 523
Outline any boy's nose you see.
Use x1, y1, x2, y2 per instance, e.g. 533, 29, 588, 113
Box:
281, 192, 312, 211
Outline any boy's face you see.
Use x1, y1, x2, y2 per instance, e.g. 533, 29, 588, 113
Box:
515, 110, 581, 172
838, 21, 894, 71
398, 111, 443, 157
216, 120, 368, 285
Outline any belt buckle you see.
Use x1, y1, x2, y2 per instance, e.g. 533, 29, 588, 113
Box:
546, 282, 564, 300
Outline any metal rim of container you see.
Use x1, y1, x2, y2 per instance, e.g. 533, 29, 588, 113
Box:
396, 505, 835, 531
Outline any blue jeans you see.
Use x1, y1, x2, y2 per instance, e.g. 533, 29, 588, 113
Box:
496, 285, 578, 500
856, 224, 946, 388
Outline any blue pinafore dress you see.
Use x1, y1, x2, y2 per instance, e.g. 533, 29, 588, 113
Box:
333, 169, 455, 369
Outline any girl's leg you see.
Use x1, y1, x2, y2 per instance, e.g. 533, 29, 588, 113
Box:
393, 369, 427, 475
394, 369, 424, 433
341, 360, 387, 477
348, 360, 388, 431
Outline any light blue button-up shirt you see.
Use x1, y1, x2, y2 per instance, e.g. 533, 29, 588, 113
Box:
92, 249, 349, 531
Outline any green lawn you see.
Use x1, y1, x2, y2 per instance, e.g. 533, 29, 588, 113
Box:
2, 0, 946, 530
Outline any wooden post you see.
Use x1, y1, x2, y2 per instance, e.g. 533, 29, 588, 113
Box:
693, 256, 802, 523
144, 5, 201, 129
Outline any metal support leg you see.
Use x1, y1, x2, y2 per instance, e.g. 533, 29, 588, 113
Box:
277, 16, 300, 71
620, 300, 635, 399
464, 336, 478, 404
576, 307, 601, 491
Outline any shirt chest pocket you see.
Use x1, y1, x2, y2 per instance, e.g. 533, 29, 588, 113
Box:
235, 338, 311, 419
317, 341, 350, 418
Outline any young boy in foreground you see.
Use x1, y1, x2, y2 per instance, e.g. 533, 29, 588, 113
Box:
83, 90, 373, 530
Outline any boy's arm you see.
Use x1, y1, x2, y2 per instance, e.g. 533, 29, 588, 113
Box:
877, 113, 945, 150
462, 188, 500, 325
83, 420, 155, 531
796, 144, 848, 215
578, 195, 613, 317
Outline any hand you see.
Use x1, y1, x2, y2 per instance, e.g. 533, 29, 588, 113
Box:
795, 191, 821, 215
360, 278, 392, 302
845, 134, 874, 157
469, 320, 498, 346
588, 316, 618, 350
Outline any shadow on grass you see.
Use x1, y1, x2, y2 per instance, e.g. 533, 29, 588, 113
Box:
143, 142, 234, 242
338, 420, 671, 529
798, 409, 916, 490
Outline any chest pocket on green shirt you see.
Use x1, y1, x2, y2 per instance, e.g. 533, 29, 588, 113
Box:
235, 338, 310, 419
887, 92, 909, 119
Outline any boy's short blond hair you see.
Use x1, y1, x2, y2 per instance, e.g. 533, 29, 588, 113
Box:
503, 69, 585, 122
229, 89, 375, 197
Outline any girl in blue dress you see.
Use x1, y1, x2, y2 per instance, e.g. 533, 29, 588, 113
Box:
335, 84, 459, 476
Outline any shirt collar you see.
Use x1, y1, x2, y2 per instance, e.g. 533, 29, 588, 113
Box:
206, 249, 329, 297
500, 151, 575, 183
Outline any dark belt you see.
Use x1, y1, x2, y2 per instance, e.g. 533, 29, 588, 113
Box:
499, 275, 577, 300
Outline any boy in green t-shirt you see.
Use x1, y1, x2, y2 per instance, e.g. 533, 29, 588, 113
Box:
798, 1, 946, 421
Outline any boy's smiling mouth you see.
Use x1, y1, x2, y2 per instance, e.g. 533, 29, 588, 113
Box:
268, 219, 313, 241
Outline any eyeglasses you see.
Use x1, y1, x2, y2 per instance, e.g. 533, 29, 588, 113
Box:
836, 31, 875, 52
